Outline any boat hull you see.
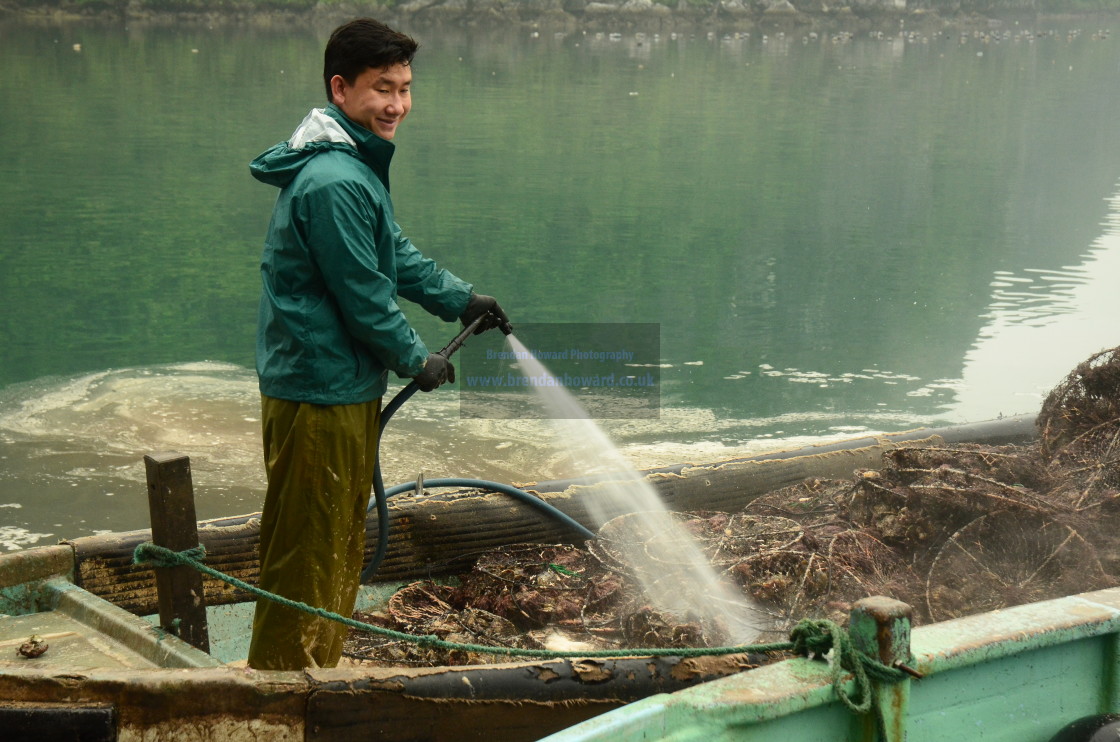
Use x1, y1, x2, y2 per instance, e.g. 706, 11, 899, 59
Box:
0, 415, 1054, 740
542, 586, 1120, 742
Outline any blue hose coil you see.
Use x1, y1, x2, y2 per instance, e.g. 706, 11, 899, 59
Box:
360, 377, 597, 582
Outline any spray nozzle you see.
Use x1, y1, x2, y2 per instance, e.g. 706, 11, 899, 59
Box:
439, 316, 483, 359
438, 312, 513, 360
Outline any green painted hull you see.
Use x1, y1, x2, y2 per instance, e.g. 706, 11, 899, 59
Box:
543, 587, 1120, 742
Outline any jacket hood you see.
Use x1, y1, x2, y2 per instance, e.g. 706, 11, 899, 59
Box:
249, 105, 395, 189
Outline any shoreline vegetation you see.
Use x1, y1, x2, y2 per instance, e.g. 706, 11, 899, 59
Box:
3, 0, 1119, 32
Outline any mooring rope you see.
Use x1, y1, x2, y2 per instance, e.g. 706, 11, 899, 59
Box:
133, 542, 906, 711
788, 617, 907, 713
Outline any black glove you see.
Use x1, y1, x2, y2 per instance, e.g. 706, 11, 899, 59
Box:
460, 293, 511, 335
414, 353, 455, 392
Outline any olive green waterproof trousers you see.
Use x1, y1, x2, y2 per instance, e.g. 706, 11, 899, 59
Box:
247, 395, 381, 670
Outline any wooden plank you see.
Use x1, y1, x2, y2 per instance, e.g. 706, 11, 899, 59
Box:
0, 703, 116, 742
0, 667, 306, 740
307, 688, 615, 741
144, 452, 210, 653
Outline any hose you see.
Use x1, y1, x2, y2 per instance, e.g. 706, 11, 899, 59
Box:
359, 324, 597, 582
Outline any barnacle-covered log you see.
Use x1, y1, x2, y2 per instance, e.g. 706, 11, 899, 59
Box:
67, 416, 1035, 616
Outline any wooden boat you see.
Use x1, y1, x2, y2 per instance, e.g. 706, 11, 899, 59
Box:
9, 413, 1099, 742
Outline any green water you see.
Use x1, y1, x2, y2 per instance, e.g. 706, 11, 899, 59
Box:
1, 19, 1118, 545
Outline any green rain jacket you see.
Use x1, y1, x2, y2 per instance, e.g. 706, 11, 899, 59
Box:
251, 104, 472, 405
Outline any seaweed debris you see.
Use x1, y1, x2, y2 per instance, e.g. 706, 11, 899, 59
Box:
345, 347, 1120, 666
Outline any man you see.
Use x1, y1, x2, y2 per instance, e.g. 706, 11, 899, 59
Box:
246, 18, 508, 670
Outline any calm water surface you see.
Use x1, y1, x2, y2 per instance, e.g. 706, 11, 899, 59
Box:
1, 19, 1118, 546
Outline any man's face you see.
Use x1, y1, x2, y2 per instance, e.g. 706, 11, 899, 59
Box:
330, 64, 412, 141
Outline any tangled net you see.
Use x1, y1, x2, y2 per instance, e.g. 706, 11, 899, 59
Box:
345, 346, 1120, 666
1039, 346, 1120, 512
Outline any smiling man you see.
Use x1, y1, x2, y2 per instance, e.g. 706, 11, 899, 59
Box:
246, 18, 507, 670
335, 64, 412, 140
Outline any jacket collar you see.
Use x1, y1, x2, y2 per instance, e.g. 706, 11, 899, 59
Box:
324, 103, 395, 190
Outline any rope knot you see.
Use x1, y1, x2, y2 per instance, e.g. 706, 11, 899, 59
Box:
789, 618, 838, 658
787, 617, 908, 715
133, 542, 207, 568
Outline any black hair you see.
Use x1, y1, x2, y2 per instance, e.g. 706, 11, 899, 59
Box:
323, 18, 419, 102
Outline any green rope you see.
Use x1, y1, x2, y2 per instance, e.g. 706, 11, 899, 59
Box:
133, 542, 907, 707
134, 541, 791, 659
790, 618, 907, 713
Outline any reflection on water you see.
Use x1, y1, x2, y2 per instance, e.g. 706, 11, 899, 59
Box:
952, 184, 1120, 420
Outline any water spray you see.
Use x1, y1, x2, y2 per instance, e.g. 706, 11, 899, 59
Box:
505, 334, 769, 642
361, 314, 764, 643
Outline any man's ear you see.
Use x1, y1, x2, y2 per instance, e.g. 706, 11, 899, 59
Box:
328, 75, 347, 106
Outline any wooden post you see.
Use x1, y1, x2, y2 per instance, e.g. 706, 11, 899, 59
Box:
849, 596, 913, 742
144, 452, 210, 653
